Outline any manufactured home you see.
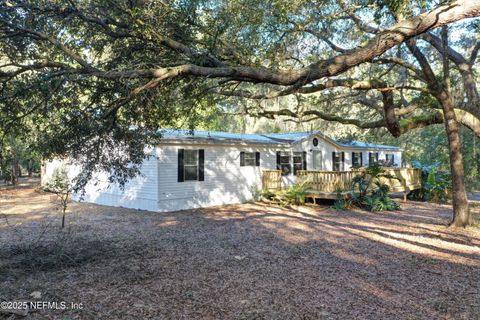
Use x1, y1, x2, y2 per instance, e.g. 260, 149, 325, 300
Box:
42, 129, 402, 212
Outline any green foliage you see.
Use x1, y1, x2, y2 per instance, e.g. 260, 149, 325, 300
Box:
281, 182, 308, 205
332, 189, 353, 211
345, 124, 479, 192
349, 164, 400, 212
364, 182, 400, 211
260, 189, 276, 200
0, 134, 41, 183
0, 0, 478, 196
44, 166, 72, 228
249, 183, 272, 201
44, 167, 71, 194
408, 160, 451, 203
270, 182, 308, 206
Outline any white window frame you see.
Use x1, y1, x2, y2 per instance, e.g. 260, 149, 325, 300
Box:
244, 152, 256, 166
184, 150, 199, 181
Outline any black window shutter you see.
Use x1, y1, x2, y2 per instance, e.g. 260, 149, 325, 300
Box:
255, 152, 260, 166
198, 149, 204, 181
341, 152, 345, 171
178, 149, 184, 182
351, 152, 355, 167
240, 152, 245, 166
376, 152, 379, 161
391, 154, 395, 165
276, 151, 281, 170
302, 151, 307, 170
360, 152, 363, 167
332, 152, 335, 170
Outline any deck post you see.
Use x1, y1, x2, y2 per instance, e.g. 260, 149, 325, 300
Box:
403, 191, 407, 202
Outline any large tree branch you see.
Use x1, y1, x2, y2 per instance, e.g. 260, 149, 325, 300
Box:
250, 105, 480, 138
141, 0, 480, 87
5, 0, 473, 89
420, 32, 479, 114
0, 60, 72, 81
470, 41, 480, 65
249, 107, 387, 129
215, 78, 428, 100
407, 40, 440, 92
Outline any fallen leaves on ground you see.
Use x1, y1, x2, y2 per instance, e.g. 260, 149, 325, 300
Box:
0, 185, 479, 319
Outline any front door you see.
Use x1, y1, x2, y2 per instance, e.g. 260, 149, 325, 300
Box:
313, 150, 322, 170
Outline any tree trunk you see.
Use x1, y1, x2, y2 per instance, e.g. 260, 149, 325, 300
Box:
11, 150, 19, 185
28, 159, 33, 177
439, 94, 471, 227
62, 210, 65, 228
438, 26, 471, 227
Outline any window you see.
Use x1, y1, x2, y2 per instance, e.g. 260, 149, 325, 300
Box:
312, 138, 319, 146
240, 152, 260, 167
178, 149, 204, 182
184, 150, 199, 180
277, 152, 291, 176
369, 152, 379, 164
332, 152, 344, 171
352, 152, 363, 168
386, 153, 395, 166
293, 152, 306, 175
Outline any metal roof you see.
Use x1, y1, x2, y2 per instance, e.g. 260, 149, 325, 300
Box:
336, 140, 400, 150
158, 129, 400, 150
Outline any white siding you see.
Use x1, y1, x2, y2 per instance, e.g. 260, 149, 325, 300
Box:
295, 135, 402, 171
296, 135, 340, 171
42, 136, 403, 213
156, 144, 283, 212
43, 148, 159, 211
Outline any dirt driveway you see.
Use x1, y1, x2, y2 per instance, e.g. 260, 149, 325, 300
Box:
1, 186, 479, 319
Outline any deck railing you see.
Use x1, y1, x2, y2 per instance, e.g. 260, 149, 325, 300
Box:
296, 167, 422, 194
262, 170, 282, 191
296, 170, 357, 193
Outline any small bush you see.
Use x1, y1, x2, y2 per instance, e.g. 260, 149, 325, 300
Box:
363, 182, 400, 212
332, 189, 353, 210
270, 182, 308, 206
44, 166, 72, 228
349, 164, 401, 212
260, 189, 275, 200
282, 182, 307, 205
408, 160, 451, 203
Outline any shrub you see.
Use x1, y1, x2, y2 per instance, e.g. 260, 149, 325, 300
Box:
408, 160, 451, 203
44, 166, 72, 228
259, 188, 276, 200
364, 182, 400, 211
282, 182, 307, 205
333, 189, 353, 210
270, 182, 308, 206
349, 164, 401, 212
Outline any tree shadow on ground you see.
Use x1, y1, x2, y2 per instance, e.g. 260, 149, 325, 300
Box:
0, 190, 479, 320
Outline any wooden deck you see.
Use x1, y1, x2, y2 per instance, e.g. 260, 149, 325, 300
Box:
262, 170, 282, 191
262, 168, 422, 200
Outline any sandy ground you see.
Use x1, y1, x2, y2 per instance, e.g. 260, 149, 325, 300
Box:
0, 184, 479, 319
